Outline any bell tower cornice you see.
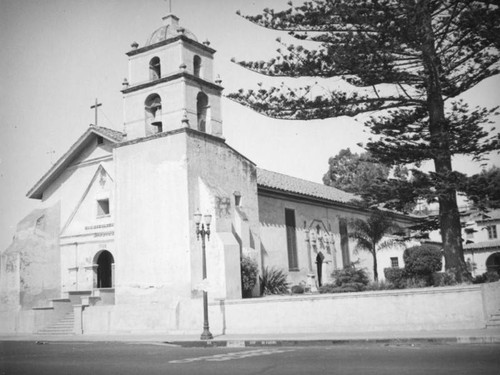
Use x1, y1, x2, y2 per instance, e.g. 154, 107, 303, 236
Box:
121, 71, 223, 95
126, 34, 216, 57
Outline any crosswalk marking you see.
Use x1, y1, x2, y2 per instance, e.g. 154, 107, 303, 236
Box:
169, 348, 295, 364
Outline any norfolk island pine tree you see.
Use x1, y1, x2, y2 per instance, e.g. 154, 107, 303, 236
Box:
228, 0, 500, 282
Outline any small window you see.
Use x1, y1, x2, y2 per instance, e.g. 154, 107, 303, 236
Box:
97, 199, 110, 216
390, 257, 399, 268
486, 225, 498, 239
234, 191, 241, 207
97, 136, 104, 145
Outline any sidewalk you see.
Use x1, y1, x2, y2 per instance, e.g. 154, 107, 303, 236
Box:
2, 328, 500, 346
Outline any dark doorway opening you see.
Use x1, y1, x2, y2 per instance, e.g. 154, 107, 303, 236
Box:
486, 252, 500, 275
316, 252, 325, 287
96, 250, 114, 288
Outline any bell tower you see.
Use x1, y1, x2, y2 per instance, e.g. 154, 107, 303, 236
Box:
121, 14, 223, 140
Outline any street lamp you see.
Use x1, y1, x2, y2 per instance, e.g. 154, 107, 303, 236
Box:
194, 210, 213, 340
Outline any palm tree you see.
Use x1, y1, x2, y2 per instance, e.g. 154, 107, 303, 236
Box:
349, 211, 401, 282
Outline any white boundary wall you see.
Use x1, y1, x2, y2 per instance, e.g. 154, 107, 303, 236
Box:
213, 283, 500, 334
2, 282, 499, 335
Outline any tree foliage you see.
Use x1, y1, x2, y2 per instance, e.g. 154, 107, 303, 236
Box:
241, 256, 259, 298
462, 166, 500, 210
403, 245, 443, 276
321, 267, 370, 293
322, 148, 416, 212
230, 0, 500, 282
231, 1, 499, 120
349, 211, 402, 281
322, 148, 389, 194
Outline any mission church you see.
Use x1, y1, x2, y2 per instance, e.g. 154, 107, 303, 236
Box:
0, 14, 416, 334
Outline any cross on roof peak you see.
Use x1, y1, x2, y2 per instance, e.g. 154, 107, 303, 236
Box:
90, 98, 102, 126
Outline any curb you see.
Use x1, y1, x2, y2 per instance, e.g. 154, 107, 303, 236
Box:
166, 336, 500, 348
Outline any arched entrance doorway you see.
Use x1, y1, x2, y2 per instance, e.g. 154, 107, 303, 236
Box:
486, 252, 500, 275
95, 250, 114, 288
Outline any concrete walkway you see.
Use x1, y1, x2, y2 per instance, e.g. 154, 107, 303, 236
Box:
2, 328, 500, 346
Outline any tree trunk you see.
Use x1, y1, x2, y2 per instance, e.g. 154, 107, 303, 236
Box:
418, 0, 470, 283
372, 245, 378, 282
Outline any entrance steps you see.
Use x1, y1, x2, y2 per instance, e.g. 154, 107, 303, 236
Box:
37, 311, 75, 335
32, 289, 114, 335
486, 310, 500, 329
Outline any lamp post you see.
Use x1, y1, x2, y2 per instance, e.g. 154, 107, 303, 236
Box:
194, 210, 213, 340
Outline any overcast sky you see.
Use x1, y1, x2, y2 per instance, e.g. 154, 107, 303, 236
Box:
0, 0, 499, 251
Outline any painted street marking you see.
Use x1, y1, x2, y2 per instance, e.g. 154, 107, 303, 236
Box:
169, 348, 295, 364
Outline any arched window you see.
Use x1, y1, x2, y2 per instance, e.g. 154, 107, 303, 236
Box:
193, 55, 202, 78
196, 92, 209, 132
94, 250, 114, 288
145, 94, 162, 133
149, 57, 161, 80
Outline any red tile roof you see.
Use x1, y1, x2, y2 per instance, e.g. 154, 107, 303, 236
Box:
257, 168, 359, 204
90, 125, 125, 142
464, 239, 500, 250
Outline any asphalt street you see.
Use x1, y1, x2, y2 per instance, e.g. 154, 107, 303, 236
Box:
1, 341, 499, 375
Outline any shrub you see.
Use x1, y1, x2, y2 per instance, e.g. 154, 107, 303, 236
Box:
404, 276, 431, 289
260, 267, 289, 295
384, 267, 406, 289
365, 280, 394, 291
473, 271, 500, 284
291, 284, 305, 294
318, 284, 342, 293
404, 245, 442, 277
240, 256, 258, 298
331, 267, 369, 292
485, 271, 500, 282
318, 283, 363, 294
432, 271, 457, 287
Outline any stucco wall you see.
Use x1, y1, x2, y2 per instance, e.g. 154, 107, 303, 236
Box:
76, 282, 500, 335
186, 131, 260, 300
212, 283, 500, 334
59, 160, 115, 294
114, 133, 192, 305
0, 204, 61, 310
258, 194, 410, 285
